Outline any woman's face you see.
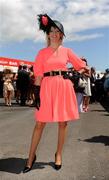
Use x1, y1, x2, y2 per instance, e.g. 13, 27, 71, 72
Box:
48, 26, 62, 43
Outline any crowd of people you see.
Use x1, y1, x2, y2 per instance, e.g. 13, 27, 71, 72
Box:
15, 65, 35, 106
1, 65, 36, 106
0, 64, 109, 109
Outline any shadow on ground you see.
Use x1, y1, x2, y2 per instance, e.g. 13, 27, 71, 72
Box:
103, 114, 109, 116
0, 157, 54, 174
100, 96, 109, 112
91, 109, 106, 112
79, 135, 109, 146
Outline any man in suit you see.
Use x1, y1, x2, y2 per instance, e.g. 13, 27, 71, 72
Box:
17, 65, 30, 106
90, 67, 96, 103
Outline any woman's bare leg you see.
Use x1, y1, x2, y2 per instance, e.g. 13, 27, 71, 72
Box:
55, 122, 67, 165
26, 122, 46, 167
7, 91, 10, 105
83, 96, 90, 111
4, 96, 8, 105
8, 91, 12, 106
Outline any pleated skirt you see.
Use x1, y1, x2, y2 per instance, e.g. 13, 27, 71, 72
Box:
35, 76, 79, 122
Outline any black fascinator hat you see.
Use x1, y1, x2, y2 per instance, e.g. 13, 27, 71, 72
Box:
37, 14, 65, 36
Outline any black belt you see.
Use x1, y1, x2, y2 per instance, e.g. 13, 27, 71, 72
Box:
44, 71, 67, 77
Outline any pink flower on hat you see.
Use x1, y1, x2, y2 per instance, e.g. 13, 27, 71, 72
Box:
41, 15, 48, 26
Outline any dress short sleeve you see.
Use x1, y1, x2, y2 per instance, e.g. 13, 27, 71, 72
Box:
33, 50, 44, 77
67, 48, 86, 71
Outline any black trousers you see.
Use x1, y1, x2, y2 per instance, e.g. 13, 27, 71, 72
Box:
20, 87, 28, 105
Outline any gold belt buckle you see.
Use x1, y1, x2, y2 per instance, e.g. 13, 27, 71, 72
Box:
53, 71, 57, 76
59, 70, 61, 75
50, 71, 52, 76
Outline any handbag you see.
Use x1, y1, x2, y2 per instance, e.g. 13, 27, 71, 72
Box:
78, 77, 87, 88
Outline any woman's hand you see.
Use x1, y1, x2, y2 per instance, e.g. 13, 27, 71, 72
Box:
34, 76, 43, 110
83, 66, 91, 77
34, 85, 40, 110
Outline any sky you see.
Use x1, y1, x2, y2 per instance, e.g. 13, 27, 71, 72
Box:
0, 0, 109, 72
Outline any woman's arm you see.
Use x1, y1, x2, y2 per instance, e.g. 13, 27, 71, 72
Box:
67, 48, 86, 71
83, 68, 91, 77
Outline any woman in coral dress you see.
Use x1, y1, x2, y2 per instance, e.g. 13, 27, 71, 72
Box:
23, 14, 89, 173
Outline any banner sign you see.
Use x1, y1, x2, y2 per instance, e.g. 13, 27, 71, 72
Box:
0, 57, 34, 67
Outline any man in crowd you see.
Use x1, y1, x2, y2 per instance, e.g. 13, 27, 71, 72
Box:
17, 65, 30, 106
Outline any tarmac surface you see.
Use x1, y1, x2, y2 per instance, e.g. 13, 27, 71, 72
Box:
0, 98, 109, 180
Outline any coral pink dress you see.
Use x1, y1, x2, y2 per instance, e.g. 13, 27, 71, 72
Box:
34, 46, 86, 122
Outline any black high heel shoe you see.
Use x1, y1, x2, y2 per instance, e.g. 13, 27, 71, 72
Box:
55, 153, 62, 170
23, 155, 36, 173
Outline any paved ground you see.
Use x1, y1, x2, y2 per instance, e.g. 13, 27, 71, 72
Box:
0, 99, 109, 180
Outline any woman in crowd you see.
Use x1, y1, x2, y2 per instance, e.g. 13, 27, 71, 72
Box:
3, 69, 14, 106
81, 58, 91, 112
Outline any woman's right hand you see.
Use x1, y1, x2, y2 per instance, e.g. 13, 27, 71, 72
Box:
34, 86, 40, 110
